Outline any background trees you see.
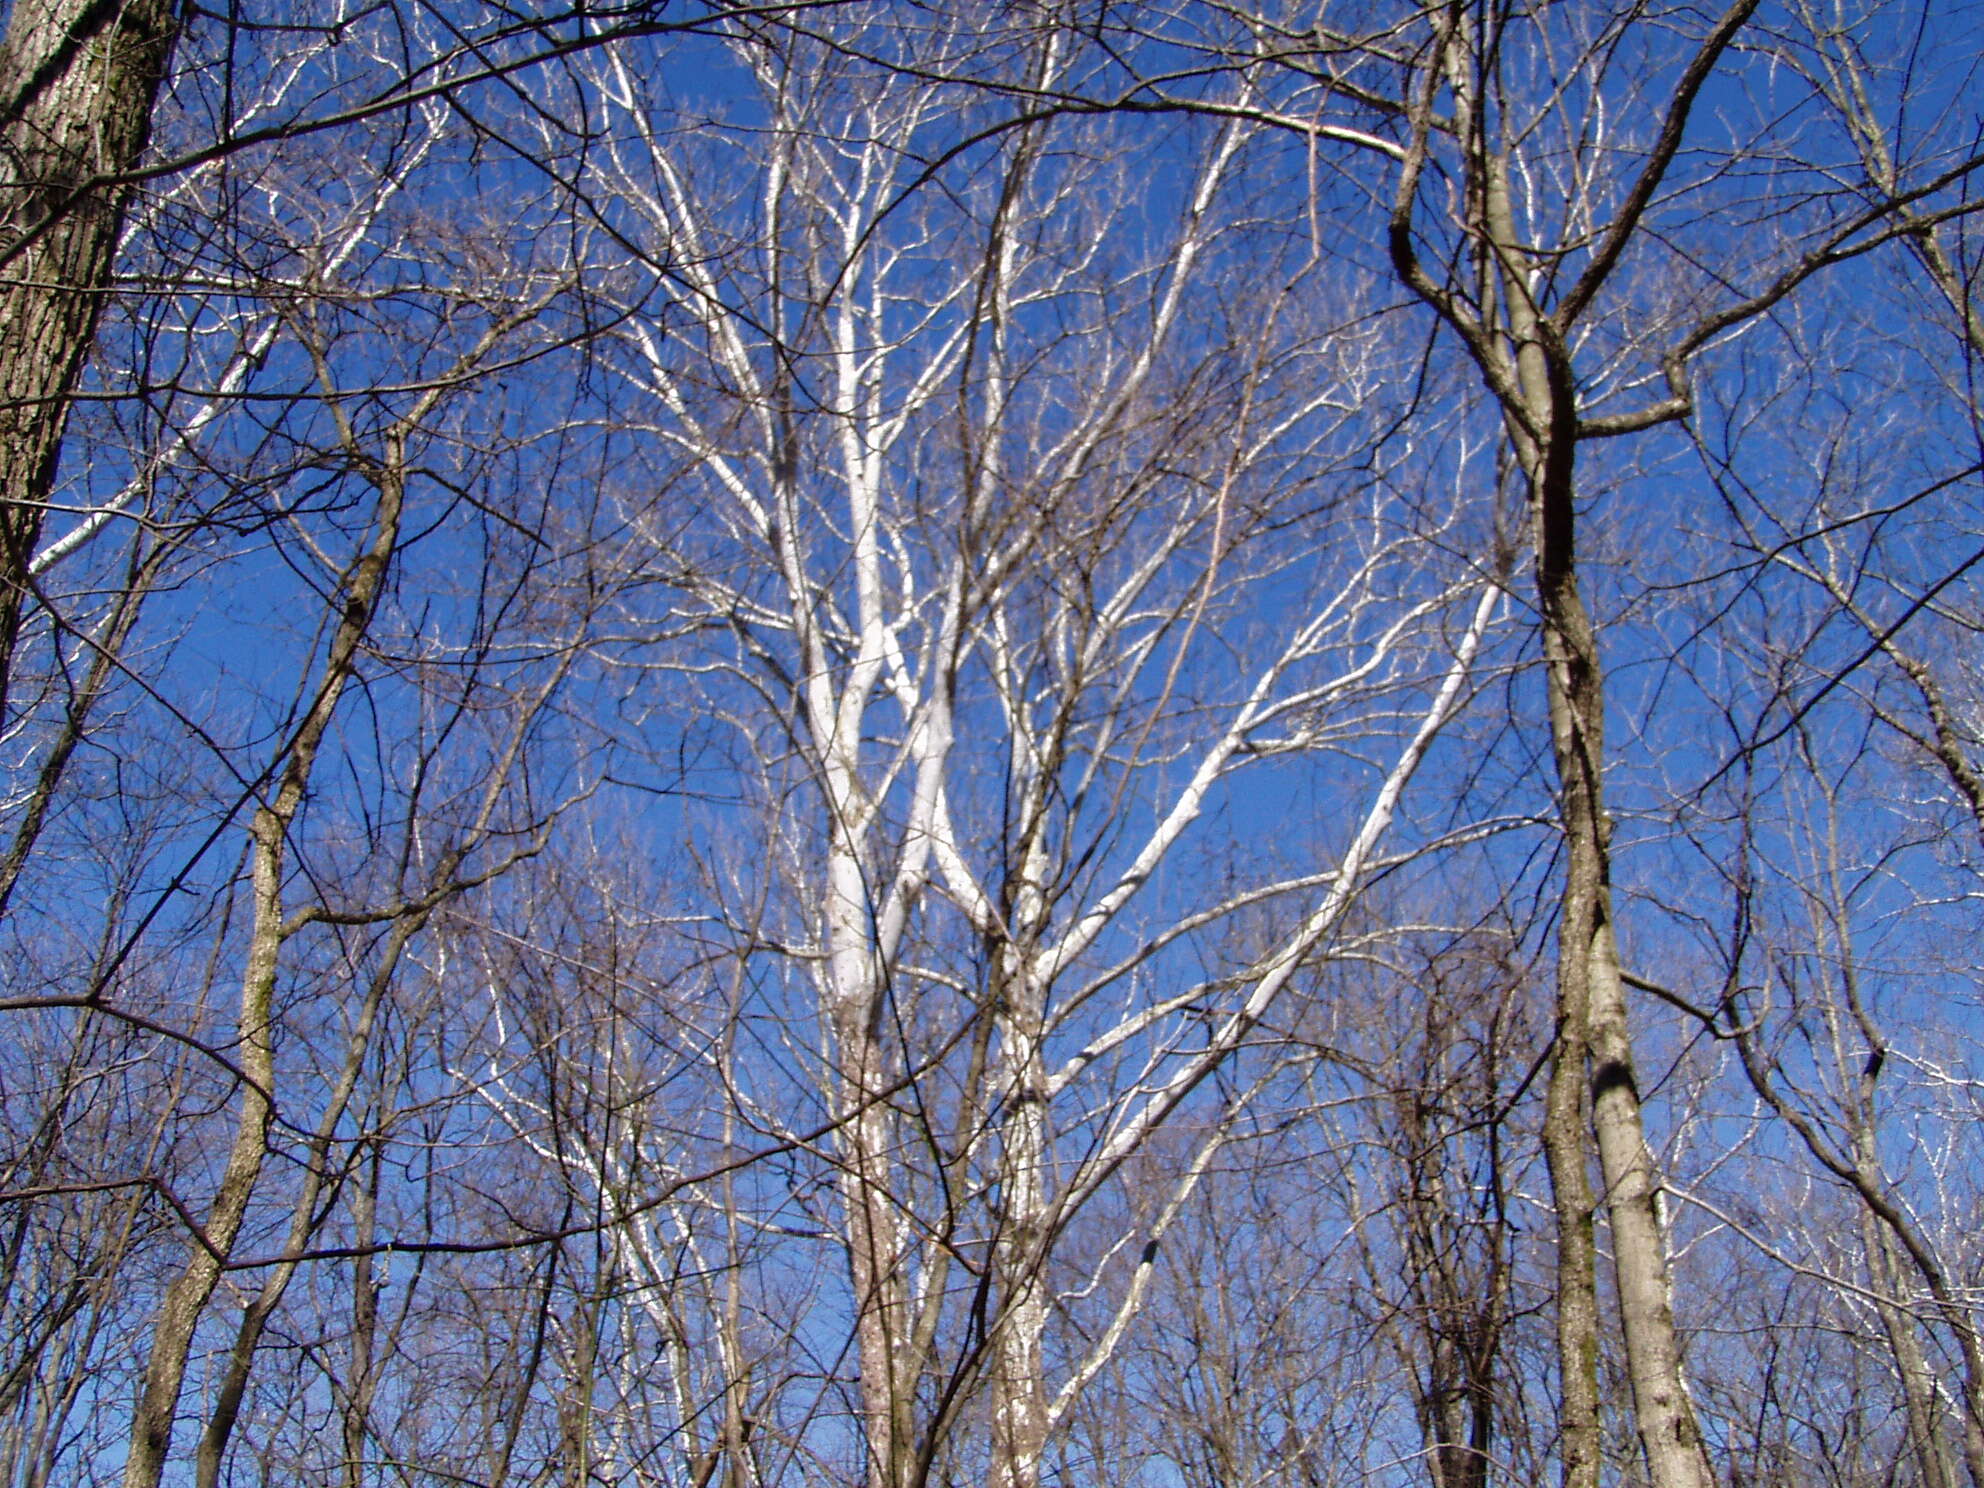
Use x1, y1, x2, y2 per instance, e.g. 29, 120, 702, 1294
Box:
4, 3, 1984, 1487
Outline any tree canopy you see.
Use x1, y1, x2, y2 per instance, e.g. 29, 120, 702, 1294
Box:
4, 4, 1984, 1487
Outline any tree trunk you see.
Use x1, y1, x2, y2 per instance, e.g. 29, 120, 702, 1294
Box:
1538, 522, 1711, 1488
1540, 911, 1601, 1488
120, 802, 283, 1488
1526, 347, 1712, 1488
986, 957, 1050, 1488
0, 0, 178, 719
1459, 132, 1714, 1488
1863, 1206, 1959, 1488
833, 992, 913, 1488
123, 458, 405, 1488
824, 834, 913, 1488
340, 1148, 381, 1488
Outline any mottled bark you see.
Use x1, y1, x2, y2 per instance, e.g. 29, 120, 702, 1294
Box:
1506, 180, 1710, 1488
1539, 881, 1601, 1488
1382, 7, 1757, 1476
986, 953, 1049, 1488
1535, 459, 1712, 1488
0, 0, 178, 718
831, 980, 914, 1488
823, 832, 913, 1488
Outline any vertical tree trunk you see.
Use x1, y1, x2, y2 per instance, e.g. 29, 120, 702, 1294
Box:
1384, 2, 1763, 1466
986, 955, 1050, 1488
832, 985, 913, 1488
0, 0, 178, 718
122, 458, 405, 1488
120, 802, 284, 1488
1540, 907, 1601, 1488
340, 1148, 381, 1488
1535, 457, 1712, 1488
1863, 1205, 1958, 1488
1479, 139, 1714, 1488
824, 838, 913, 1488
1511, 296, 1708, 1488
1456, 142, 1609, 1488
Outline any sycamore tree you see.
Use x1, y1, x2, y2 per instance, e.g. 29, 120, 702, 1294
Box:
540, 14, 1502, 1488
1214, 5, 1984, 1484
991, 3, 1984, 1483
6, 5, 1984, 1488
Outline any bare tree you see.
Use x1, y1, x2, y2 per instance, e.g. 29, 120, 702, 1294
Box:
1349, 2, 1984, 1482
0, 0, 178, 719
8, 7, 1984, 1488
564, 14, 1502, 1487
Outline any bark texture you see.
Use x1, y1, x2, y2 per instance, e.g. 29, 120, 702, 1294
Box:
1533, 443, 1713, 1488
0, 0, 178, 718
1509, 195, 1711, 1488
1382, 8, 1757, 1477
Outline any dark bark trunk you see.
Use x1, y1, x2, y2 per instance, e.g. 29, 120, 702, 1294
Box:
0, 0, 178, 719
